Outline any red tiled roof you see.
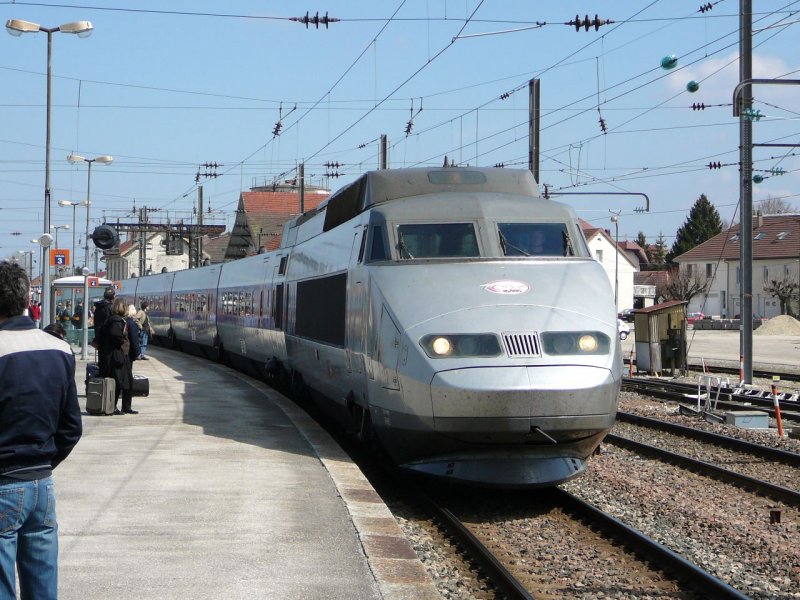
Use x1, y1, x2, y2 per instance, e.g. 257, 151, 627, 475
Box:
674, 214, 800, 262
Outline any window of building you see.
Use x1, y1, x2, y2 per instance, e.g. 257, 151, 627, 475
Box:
595, 249, 603, 262
706, 263, 712, 277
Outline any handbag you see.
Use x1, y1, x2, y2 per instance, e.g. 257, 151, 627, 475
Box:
121, 322, 131, 355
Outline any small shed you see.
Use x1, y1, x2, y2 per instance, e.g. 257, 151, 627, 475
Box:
634, 300, 688, 375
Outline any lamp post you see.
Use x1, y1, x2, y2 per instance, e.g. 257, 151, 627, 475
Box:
59, 199, 88, 308
67, 153, 113, 359
610, 213, 620, 313
6, 18, 93, 328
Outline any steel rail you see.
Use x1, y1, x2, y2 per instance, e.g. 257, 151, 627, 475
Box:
606, 433, 800, 506
616, 411, 800, 466
419, 492, 534, 600
554, 488, 750, 600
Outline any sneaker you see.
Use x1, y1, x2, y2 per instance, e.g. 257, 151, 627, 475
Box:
140, 356, 149, 360
123, 409, 139, 414
113, 409, 124, 415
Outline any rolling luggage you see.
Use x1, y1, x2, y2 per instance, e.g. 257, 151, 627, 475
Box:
86, 377, 116, 416
85, 362, 100, 387
131, 374, 150, 397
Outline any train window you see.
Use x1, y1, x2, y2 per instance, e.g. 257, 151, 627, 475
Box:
369, 226, 388, 261
395, 223, 479, 258
497, 223, 571, 257
274, 284, 284, 330
357, 226, 367, 263
278, 256, 288, 275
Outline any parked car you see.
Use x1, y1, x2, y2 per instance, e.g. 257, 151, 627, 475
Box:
618, 319, 631, 340
687, 312, 705, 325
618, 308, 635, 323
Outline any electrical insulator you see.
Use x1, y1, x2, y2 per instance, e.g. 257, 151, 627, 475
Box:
404, 120, 413, 136
291, 11, 340, 29
499, 92, 510, 100
742, 108, 763, 121
493, 162, 505, 168
692, 102, 707, 111
699, 2, 715, 13
769, 167, 786, 176
272, 121, 283, 137
567, 14, 614, 32
598, 117, 607, 133
707, 161, 722, 170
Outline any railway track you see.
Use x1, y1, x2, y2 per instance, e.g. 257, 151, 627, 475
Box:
622, 376, 800, 423
426, 486, 748, 599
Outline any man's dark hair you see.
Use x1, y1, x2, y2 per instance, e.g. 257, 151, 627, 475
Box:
140, 300, 149, 310
103, 287, 116, 300
0, 261, 30, 318
43, 322, 66, 339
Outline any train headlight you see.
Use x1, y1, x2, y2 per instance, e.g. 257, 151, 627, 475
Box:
541, 332, 609, 355
420, 334, 502, 358
431, 337, 453, 356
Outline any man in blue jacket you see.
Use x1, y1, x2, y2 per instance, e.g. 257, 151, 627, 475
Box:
0, 261, 82, 600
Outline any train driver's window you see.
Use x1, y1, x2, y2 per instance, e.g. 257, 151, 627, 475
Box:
396, 223, 479, 258
369, 226, 388, 261
498, 223, 568, 257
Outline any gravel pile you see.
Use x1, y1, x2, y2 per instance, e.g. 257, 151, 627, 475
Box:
754, 314, 800, 336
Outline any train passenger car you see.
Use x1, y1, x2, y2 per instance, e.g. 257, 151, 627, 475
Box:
169, 265, 221, 357
129, 272, 175, 342
216, 252, 279, 375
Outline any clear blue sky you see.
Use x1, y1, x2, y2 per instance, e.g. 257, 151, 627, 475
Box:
1, 1, 798, 269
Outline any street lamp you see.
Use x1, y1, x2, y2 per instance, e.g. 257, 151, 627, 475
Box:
7, 18, 93, 328
67, 153, 112, 360
610, 213, 620, 312
58, 200, 87, 274
67, 154, 113, 267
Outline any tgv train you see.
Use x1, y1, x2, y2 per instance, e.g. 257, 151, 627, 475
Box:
120, 167, 621, 487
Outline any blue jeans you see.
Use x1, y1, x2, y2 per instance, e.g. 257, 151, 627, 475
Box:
140, 332, 149, 357
0, 478, 58, 600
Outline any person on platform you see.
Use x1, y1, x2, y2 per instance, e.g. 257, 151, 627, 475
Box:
30, 301, 41, 327
135, 300, 154, 360
0, 260, 82, 599
100, 298, 135, 415
92, 287, 116, 377
123, 304, 141, 414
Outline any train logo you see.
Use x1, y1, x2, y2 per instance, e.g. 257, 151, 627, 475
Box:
482, 280, 530, 295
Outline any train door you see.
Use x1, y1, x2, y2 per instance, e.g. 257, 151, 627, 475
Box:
377, 306, 401, 391
346, 226, 367, 377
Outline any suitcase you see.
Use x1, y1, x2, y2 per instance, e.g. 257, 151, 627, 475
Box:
86, 377, 116, 416
131, 375, 150, 397
85, 362, 101, 388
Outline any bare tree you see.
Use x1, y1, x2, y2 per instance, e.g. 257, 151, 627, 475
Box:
764, 276, 800, 316
757, 195, 796, 215
656, 269, 712, 304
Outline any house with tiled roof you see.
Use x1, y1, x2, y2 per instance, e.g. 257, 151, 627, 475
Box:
673, 213, 800, 318
579, 219, 641, 312
224, 184, 329, 260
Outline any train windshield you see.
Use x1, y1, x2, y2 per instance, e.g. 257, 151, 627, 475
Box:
498, 223, 574, 257
396, 223, 479, 258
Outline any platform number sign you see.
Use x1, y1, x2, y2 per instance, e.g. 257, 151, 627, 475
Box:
49, 248, 70, 267
87, 277, 99, 288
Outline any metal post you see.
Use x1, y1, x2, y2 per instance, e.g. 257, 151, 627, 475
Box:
197, 186, 204, 266
528, 78, 540, 184
42, 30, 54, 328
299, 162, 305, 214
70, 203, 76, 309
380, 134, 388, 169
84, 161, 92, 268
739, 0, 753, 383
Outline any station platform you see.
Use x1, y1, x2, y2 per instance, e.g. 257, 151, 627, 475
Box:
57, 347, 439, 600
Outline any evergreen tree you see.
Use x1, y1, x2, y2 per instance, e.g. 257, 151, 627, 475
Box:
667, 194, 722, 264
650, 232, 668, 269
